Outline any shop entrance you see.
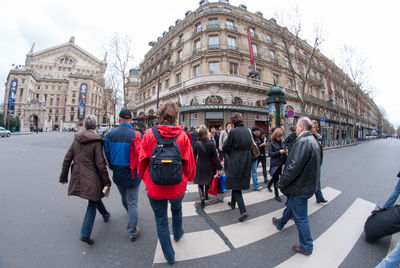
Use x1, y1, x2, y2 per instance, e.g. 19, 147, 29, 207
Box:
206, 120, 223, 130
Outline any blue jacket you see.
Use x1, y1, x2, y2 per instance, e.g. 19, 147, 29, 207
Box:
104, 123, 140, 187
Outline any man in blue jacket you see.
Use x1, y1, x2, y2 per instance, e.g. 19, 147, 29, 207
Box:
104, 109, 141, 241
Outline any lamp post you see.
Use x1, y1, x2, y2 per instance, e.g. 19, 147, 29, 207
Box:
266, 81, 286, 130
148, 41, 162, 110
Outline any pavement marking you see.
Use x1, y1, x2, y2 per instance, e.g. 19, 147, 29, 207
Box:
172, 185, 276, 218
220, 187, 341, 248
276, 198, 376, 268
153, 229, 230, 264
388, 232, 400, 254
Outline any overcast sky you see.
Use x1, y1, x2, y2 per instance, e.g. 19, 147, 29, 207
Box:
1, 0, 399, 128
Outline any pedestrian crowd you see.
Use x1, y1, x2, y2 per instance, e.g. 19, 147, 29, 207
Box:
60, 103, 359, 264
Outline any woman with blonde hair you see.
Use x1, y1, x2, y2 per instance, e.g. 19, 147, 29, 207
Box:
267, 127, 287, 202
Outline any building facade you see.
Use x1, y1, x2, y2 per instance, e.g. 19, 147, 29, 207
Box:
136, 0, 382, 141
3, 37, 113, 131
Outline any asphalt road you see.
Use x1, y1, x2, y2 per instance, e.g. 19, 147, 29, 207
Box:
0, 132, 399, 268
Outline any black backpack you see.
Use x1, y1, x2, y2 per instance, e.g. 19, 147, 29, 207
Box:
364, 205, 400, 243
149, 125, 183, 185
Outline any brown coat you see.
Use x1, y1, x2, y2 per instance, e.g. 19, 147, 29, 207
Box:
59, 130, 111, 201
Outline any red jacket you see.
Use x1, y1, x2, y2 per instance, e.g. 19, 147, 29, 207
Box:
138, 125, 195, 200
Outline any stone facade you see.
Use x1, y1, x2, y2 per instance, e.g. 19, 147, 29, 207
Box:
3, 37, 113, 131
135, 1, 382, 140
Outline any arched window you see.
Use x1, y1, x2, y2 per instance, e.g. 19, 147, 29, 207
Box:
139, 111, 145, 116
148, 109, 154, 115
205, 95, 223, 104
232, 97, 243, 105
190, 98, 199, 105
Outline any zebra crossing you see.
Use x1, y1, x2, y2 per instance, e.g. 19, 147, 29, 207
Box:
153, 167, 379, 266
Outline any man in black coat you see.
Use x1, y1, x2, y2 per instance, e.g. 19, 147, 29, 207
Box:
272, 117, 321, 256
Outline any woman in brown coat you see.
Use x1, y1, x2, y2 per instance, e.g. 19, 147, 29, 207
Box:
59, 114, 111, 245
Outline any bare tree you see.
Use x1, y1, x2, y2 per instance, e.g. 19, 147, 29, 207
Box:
104, 68, 121, 125
107, 33, 135, 108
273, 7, 324, 115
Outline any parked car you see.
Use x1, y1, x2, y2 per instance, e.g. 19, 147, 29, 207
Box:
0, 127, 11, 137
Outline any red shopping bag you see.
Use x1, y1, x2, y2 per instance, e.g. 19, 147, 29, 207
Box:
208, 171, 220, 196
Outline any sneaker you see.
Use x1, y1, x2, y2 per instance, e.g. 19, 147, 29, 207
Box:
239, 212, 249, 222
317, 199, 328, 204
129, 227, 140, 242
174, 229, 184, 242
255, 186, 263, 191
267, 187, 272, 193
275, 196, 283, 202
80, 237, 94, 245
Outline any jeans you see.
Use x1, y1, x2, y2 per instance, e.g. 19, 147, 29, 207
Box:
148, 194, 185, 264
375, 240, 400, 268
117, 184, 140, 237
251, 159, 260, 189
231, 190, 247, 214
383, 179, 400, 208
315, 179, 325, 202
257, 155, 268, 181
277, 194, 314, 252
80, 200, 109, 238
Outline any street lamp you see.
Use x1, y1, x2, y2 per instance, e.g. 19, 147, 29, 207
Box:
148, 41, 162, 110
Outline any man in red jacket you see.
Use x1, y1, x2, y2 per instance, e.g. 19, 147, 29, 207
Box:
138, 102, 195, 264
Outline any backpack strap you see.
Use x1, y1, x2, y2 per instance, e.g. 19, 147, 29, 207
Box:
152, 125, 179, 142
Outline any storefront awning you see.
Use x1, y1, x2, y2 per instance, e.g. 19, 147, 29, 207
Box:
179, 105, 268, 114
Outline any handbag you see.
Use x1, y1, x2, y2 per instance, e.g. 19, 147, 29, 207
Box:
208, 171, 220, 196
248, 128, 260, 158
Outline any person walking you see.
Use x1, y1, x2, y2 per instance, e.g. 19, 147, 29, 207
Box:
311, 120, 328, 203
193, 128, 223, 208
138, 102, 195, 265
284, 125, 297, 153
257, 130, 269, 184
267, 128, 287, 202
218, 122, 232, 161
382, 170, 400, 208
223, 113, 253, 222
251, 126, 263, 191
104, 109, 141, 242
272, 117, 321, 255
59, 115, 111, 245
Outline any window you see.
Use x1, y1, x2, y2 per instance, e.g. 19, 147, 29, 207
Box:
284, 57, 290, 68
152, 87, 156, 95
228, 37, 236, 50
209, 62, 220, 74
209, 6, 218, 12
193, 65, 200, 77
165, 79, 169, 89
288, 79, 293, 89
252, 44, 258, 57
266, 35, 272, 44
194, 39, 201, 53
70, 114, 74, 121
209, 35, 219, 49
269, 50, 275, 61
177, 50, 183, 62
72, 91, 76, 98
22, 79, 25, 84
226, 20, 234, 30
72, 99, 75, 104
195, 23, 202, 33
273, 74, 279, 84
176, 73, 181, 84
249, 27, 255, 37
223, 7, 231, 13
71, 107, 74, 112
208, 18, 218, 29
244, 14, 252, 20
178, 34, 184, 44
229, 62, 238, 75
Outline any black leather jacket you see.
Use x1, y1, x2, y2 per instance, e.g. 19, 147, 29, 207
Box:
277, 131, 321, 196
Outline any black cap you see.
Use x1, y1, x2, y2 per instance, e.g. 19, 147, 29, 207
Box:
252, 126, 262, 132
119, 109, 132, 119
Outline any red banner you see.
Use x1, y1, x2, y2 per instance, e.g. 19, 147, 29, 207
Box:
247, 27, 254, 65
325, 68, 332, 95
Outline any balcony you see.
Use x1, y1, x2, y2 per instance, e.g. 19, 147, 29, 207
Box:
226, 25, 238, 32
193, 48, 201, 55
227, 45, 238, 51
207, 24, 220, 30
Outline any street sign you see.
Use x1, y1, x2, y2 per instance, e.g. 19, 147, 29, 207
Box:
287, 109, 295, 118
286, 118, 294, 125
320, 116, 325, 122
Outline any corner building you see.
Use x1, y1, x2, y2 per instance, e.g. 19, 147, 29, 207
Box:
3, 37, 113, 131
137, 0, 381, 140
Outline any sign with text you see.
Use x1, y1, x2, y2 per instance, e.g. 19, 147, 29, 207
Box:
78, 83, 87, 119
7, 79, 17, 116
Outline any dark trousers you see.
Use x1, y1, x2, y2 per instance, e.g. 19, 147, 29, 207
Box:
231, 190, 246, 214
257, 155, 268, 180
267, 167, 282, 197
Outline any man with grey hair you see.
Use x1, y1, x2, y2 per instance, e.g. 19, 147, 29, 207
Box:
272, 117, 321, 256
84, 114, 97, 130
104, 109, 141, 242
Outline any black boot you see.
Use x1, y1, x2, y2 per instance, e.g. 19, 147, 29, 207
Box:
198, 185, 205, 208
205, 185, 210, 200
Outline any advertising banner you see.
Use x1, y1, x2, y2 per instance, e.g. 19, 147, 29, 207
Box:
7, 79, 18, 116
247, 27, 254, 65
78, 83, 87, 119
268, 104, 276, 128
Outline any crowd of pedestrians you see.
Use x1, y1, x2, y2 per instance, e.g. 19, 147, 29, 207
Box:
59, 104, 334, 263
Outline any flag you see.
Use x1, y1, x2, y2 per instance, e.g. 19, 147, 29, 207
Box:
247, 27, 254, 65
325, 68, 332, 95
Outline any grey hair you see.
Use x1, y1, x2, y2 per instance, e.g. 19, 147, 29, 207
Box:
297, 117, 312, 131
84, 114, 97, 130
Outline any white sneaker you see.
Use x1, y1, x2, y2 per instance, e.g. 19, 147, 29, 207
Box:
255, 186, 263, 191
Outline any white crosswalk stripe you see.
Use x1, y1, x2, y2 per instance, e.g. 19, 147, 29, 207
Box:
276, 198, 376, 268
220, 187, 341, 248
